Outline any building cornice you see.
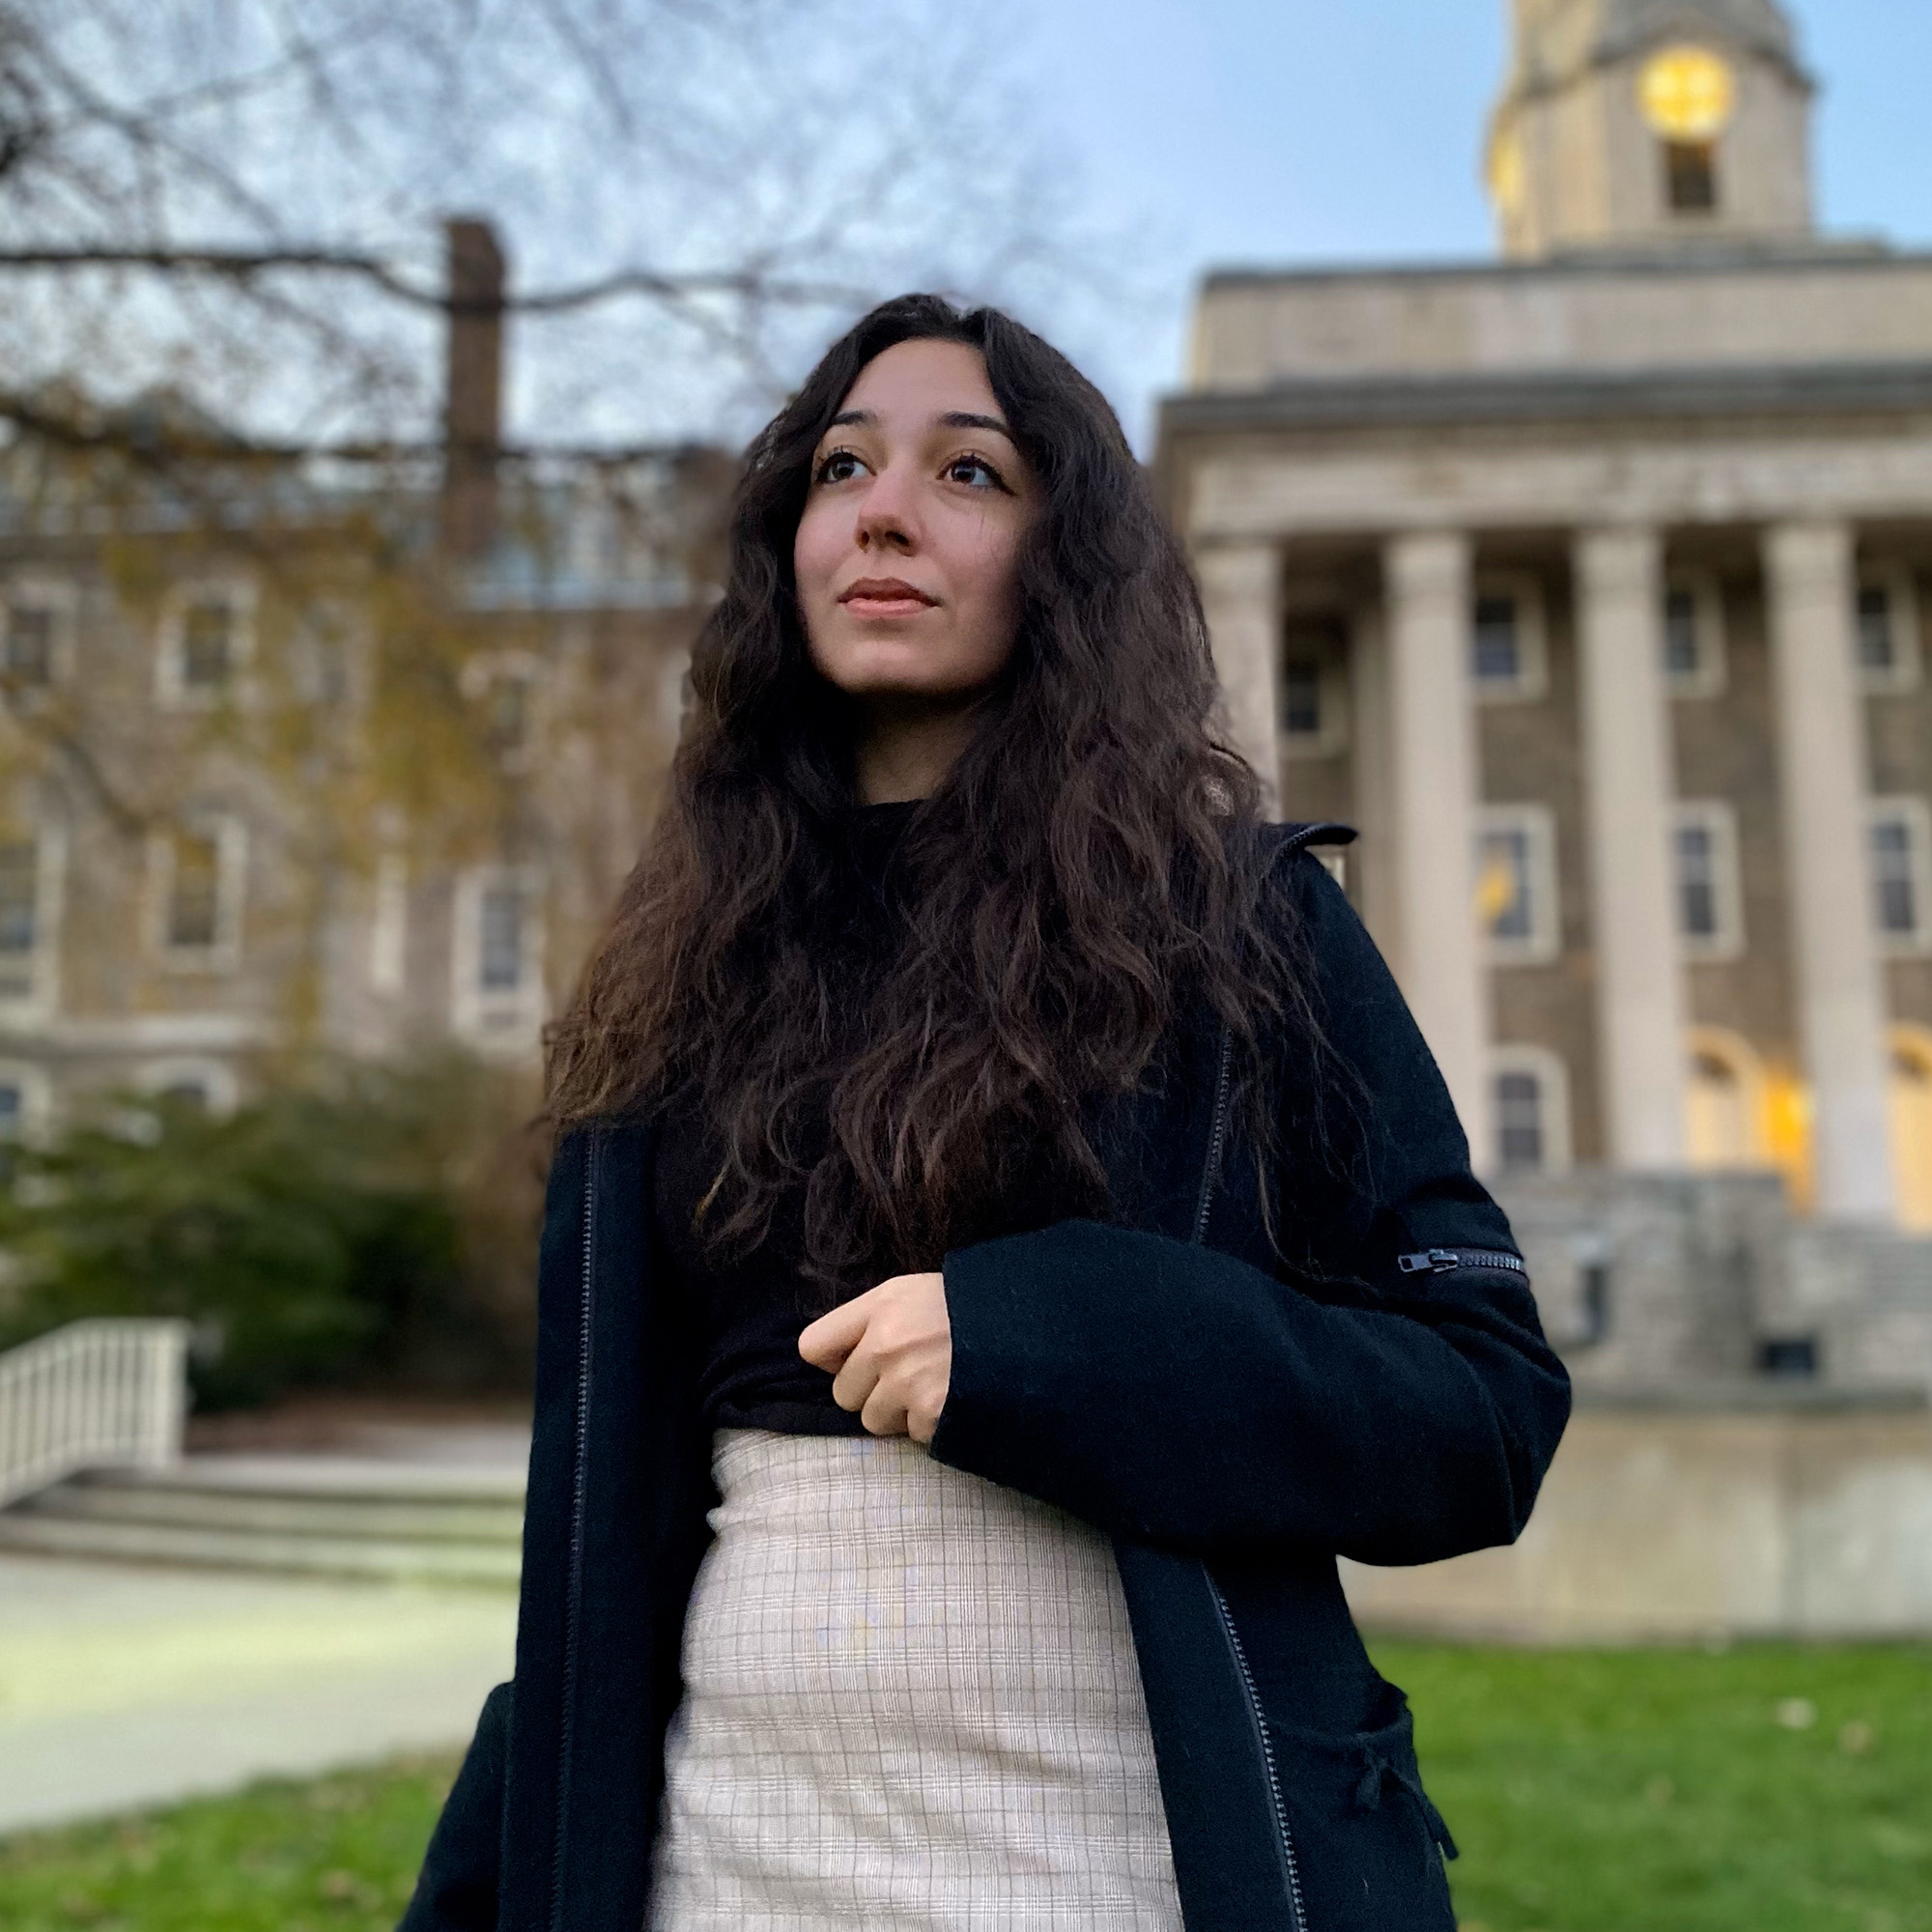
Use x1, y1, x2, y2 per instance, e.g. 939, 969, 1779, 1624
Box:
1200, 244, 1916, 294
1160, 362, 1932, 440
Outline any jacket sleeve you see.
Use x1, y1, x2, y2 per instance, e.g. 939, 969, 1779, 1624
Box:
928, 847, 1572, 1567
396, 1681, 511, 1932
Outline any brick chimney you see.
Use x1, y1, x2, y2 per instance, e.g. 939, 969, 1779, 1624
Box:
440, 216, 506, 561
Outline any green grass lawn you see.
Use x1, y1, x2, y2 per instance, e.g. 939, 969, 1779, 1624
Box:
0, 1644, 1925, 1930
0, 1756, 459, 1932
1380, 1640, 1932, 1932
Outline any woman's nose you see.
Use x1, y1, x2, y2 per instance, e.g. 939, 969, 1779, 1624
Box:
855, 470, 918, 552
858, 520, 909, 554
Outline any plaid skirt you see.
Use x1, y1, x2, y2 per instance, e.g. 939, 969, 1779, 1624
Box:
647, 1429, 1182, 1930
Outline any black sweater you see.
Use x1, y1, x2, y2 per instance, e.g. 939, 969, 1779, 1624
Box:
654, 796, 1101, 1435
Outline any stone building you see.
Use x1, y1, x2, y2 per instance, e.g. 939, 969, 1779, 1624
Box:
1159, 0, 1932, 1260
0, 222, 726, 1127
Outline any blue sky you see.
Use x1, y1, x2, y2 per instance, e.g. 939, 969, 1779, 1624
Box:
1020, 0, 1932, 444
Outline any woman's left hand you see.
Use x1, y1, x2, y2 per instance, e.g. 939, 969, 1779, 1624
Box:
798, 1271, 952, 1444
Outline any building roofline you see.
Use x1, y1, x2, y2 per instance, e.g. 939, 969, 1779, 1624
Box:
1198, 242, 1919, 292
1159, 361, 1932, 438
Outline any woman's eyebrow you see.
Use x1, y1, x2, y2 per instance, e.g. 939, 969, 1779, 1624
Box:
824, 408, 1013, 440
937, 411, 1013, 440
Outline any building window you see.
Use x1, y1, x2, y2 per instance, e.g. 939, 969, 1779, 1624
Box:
0, 1061, 52, 1142
0, 841, 39, 968
1855, 570, 1921, 694
298, 603, 358, 707
1476, 805, 1560, 963
0, 826, 64, 1010
1758, 1336, 1818, 1378
1573, 1237, 1613, 1347
150, 815, 246, 969
1473, 595, 1520, 683
1676, 822, 1717, 941
182, 603, 234, 690
1496, 1072, 1545, 1171
462, 653, 543, 768
479, 883, 526, 991
1662, 587, 1698, 677
156, 581, 255, 708
1281, 660, 1321, 738
1672, 801, 1744, 958
452, 867, 545, 1050
135, 1059, 240, 1118
1662, 572, 1725, 696
1469, 576, 1548, 702
1277, 612, 1350, 760
1663, 139, 1719, 213
369, 854, 409, 997
2, 581, 75, 696
168, 833, 222, 949
1490, 1046, 1572, 1175
1868, 799, 1932, 952
483, 675, 532, 757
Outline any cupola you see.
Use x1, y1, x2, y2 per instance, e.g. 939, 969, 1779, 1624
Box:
1487, 0, 1816, 259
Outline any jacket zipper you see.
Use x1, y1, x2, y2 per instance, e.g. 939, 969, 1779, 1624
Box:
1396, 1246, 1526, 1277
1191, 1026, 1234, 1243
1208, 1577, 1311, 1932
1191, 1028, 1309, 1931
549, 1138, 598, 1932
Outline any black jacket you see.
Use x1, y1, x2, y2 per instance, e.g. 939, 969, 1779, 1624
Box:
400, 824, 1571, 1932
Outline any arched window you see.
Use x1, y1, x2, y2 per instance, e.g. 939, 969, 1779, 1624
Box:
1684, 1027, 1769, 1171
1889, 1026, 1932, 1233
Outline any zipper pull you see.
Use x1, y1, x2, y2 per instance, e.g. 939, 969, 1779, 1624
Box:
1397, 1246, 1528, 1277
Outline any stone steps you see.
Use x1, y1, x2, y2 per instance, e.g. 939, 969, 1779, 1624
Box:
0, 1458, 526, 1587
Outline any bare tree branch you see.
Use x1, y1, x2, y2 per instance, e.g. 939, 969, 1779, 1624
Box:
0, 245, 881, 315
0, 0, 1108, 451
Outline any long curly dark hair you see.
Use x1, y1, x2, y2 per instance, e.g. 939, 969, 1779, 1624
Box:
546, 294, 1320, 1288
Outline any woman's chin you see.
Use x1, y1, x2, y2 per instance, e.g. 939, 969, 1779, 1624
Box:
822, 662, 993, 707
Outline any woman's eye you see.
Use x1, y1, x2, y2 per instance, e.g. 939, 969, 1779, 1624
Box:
946, 454, 1007, 492
813, 449, 867, 485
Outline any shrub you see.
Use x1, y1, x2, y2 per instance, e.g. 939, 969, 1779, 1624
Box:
0, 1052, 546, 1407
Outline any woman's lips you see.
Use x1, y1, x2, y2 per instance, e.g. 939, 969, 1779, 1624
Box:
844, 596, 934, 617
839, 579, 937, 618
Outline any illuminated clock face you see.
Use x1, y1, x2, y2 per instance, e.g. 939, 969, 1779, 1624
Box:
1639, 44, 1736, 139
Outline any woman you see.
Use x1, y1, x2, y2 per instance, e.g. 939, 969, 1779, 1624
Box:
402, 296, 1570, 1932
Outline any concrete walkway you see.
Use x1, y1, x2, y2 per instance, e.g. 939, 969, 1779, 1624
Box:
0, 1551, 516, 1835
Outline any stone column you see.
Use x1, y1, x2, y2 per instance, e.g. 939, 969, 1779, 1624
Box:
1384, 531, 1491, 1164
1196, 541, 1282, 813
1575, 526, 1689, 1167
1765, 521, 1896, 1222
1350, 602, 1399, 952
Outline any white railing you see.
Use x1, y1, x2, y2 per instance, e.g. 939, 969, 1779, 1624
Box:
0, 1319, 191, 1510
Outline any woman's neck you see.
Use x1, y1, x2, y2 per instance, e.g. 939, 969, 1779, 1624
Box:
852, 693, 984, 804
